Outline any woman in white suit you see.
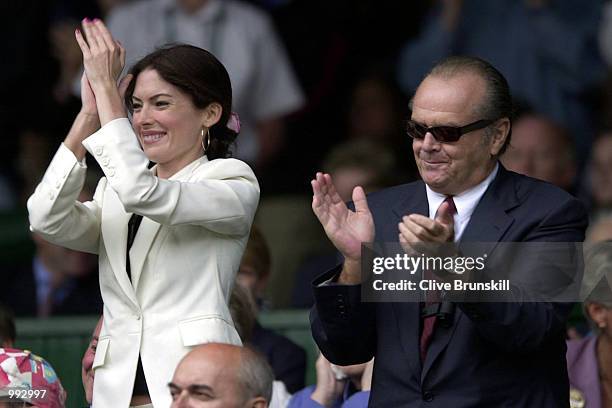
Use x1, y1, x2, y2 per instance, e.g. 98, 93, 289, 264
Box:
27, 19, 259, 407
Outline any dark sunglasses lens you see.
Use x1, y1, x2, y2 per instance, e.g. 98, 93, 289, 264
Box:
432, 127, 461, 142
407, 121, 426, 139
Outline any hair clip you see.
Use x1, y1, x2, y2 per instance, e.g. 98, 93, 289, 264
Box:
227, 112, 241, 134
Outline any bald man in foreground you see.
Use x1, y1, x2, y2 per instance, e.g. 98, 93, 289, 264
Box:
169, 343, 274, 408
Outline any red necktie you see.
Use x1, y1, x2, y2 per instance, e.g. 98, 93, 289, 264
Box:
419, 196, 456, 362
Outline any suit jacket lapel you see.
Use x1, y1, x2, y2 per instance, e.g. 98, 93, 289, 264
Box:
458, 165, 519, 255
101, 188, 138, 307
129, 217, 162, 291
421, 310, 463, 382
421, 165, 520, 378
389, 182, 429, 373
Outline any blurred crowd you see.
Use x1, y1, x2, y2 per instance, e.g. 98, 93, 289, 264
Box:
2, 0, 612, 406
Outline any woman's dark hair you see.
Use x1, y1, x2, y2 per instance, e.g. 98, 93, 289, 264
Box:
125, 44, 236, 160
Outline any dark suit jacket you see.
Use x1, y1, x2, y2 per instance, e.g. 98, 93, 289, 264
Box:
311, 166, 587, 407
250, 321, 307, 393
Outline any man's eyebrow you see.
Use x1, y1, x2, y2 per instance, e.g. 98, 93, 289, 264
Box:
188, 384, 215, 394
167, 383, 215, 395
413, 119, 463, 127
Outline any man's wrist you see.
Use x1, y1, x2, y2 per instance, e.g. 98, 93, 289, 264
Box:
338, 259, 361, 285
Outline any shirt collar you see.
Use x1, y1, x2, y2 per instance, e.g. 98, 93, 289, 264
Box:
425, 163, 499, 220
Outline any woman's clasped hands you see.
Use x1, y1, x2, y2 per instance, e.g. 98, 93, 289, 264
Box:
74, 18, 132, 124
75, 18, 124, 91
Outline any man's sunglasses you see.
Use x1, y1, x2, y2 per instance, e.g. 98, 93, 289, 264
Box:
406, 119, 494, 143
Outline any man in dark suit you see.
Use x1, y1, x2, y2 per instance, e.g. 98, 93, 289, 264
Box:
310, 56, 587, 407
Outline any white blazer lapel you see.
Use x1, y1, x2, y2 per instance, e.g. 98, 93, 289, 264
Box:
101, 188, 139, 307
128, 158, 203, 291
128, 217, 162, 290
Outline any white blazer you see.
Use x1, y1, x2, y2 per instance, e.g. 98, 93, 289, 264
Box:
27, 118, 260, 407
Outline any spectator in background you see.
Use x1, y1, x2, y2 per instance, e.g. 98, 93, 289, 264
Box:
81, 318, 102, 406
397, 0, 606, 163
2, 172, 102, 318
0, 126, 52, 211
347, 74, 403, 142
589, 130, 612, 221
289, 354, 373, 408
101, 0, 304, 170
169, 343, 274, 408
318, 140, 402, 203
344, 73, 415, 179
15, 128, 56, 206
237, 227, 272, 309
501, 112, 576, 193
228, 283, 293, 408
1, 233, 102, 318
237, 227, 307, 394
229, 283, 257, 343
0, 348, 67, 407
0, 305, 15, 348
291, 140, 399, 308
567, 241, 612, 408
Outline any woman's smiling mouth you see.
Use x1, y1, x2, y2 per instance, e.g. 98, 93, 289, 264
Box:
141, 131, 166, 144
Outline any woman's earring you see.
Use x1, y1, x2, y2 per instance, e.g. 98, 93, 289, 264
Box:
201, 128, 210, 153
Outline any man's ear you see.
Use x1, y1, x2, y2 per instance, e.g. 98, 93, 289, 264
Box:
202, 102, 223, 128
246, 396, 268, 408
489, 118, 511, 156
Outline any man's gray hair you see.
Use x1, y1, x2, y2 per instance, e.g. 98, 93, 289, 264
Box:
238, 346, 274, 403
